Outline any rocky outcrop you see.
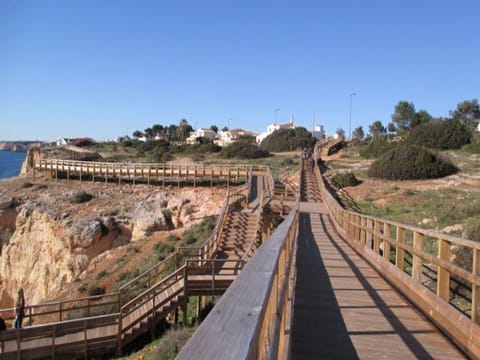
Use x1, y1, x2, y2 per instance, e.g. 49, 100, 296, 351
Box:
0, 181, 225, 307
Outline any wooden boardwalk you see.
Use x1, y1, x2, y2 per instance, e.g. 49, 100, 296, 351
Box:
291, 202, 466, 359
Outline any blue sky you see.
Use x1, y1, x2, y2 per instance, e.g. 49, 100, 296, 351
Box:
1, 0, 479, 141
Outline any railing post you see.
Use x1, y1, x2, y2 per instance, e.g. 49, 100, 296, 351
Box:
383, 223, 391, 261
366, 218, 373, 249
412, 232, 424, 282
473, 248, 480, 324
396, 227, 405, 271
116, 299, 123, 356
437, 238, 451, 301
373, 220, 381, 254
360, 216, 367, 245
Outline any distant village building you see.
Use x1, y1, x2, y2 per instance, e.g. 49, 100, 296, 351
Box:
56, 137, 71, 146
215, 129, 254, 146
311, 124, 325, 140
186, 128, 218, 144
256, 115, 300, 144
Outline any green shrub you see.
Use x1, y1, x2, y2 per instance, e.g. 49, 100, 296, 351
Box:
88, 286, 105, 297
95, 270, 108, 280
407, 119, 472, 150
219, 142, 270, 159
280, 158, 295, 166
368, 145, 458, 180
462, 134, 480, 154
21, 182, 34, 189
155, 326, 195, 359
332, 172, 360, 188
260, 127, 316, 152
118, 269, 140, 283
166, 234, 180, 242
72, 191, 94, 204
359, 136, 396, 159
181, 216, 217, 246
154, 242, 175, 261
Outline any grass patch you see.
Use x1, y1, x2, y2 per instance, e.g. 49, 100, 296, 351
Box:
72, 191, 94, 204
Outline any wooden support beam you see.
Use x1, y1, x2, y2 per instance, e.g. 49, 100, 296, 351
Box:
396, 227, 405, 271
473, 248, 480, 324
437, 239, 451, 301
413, 232, 424, 282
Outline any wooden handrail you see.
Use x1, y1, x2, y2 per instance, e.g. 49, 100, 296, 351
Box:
177, 206, 299, 360
177, 160, 302, 360
315, 162, 480, 358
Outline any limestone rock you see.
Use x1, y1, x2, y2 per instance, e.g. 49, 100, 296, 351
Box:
129, 192, 170, 239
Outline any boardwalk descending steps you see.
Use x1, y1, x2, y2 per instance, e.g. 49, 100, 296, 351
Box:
301, 161, 321, 202
290, 167, 466, 359
215, 209, 259, 260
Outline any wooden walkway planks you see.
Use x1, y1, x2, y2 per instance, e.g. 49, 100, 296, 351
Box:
291, 202, 466, 359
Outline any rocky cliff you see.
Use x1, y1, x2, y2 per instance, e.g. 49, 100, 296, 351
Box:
0, 176, 225, 307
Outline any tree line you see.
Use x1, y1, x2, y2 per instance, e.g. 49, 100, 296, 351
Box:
347, 99, 480, 141
126, 119, 227, 143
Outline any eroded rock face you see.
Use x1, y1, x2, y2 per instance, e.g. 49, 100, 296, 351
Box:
129, 193, 170, 239
2, 205, 79, 304
0, 179, 225, 308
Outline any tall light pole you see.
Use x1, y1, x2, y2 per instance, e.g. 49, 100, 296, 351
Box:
274, 108, 280, 123
349, 93, 358, 140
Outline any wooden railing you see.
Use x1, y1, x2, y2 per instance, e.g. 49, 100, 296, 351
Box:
176, 160, 302, 360
314, 164, 480, 358
34, 159, 269, 186
177, 199, 300, 359
0, 167, 264, 358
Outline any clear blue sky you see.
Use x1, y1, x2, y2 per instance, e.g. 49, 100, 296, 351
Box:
1, 0, 479, 141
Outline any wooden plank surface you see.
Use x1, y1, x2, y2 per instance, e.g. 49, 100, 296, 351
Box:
291, 204, 466, 359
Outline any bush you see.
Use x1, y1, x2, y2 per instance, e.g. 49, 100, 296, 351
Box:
332, 172, 360, 188
368, 145, 458, 180
407, 119, 472, 150
72, 191, 94, 204
88, 286, 105, 297
260, 127, 316, 152
359, 136, 396, 159
219, 142, 270, 159
95, 270, 108, 280
155, 326, 195, 359
181, 216, 217, 245
154, 242, 175, 261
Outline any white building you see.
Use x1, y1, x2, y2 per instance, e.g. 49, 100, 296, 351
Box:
311, 124, 325, 140
186, 128, 218, 144
215, 129, 254, 146
256, 116, 300, 144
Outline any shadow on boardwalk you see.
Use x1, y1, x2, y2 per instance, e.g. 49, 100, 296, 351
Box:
291, 212, 358, 359
291, 210, 464, 359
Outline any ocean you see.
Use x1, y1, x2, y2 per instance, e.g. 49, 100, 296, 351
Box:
0, 151, 26, 179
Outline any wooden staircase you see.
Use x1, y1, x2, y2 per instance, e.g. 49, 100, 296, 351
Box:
301, 160, 321, 202
215, 209, 261, 261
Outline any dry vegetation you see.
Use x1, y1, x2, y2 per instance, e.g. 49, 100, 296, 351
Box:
325, 145, 480, 240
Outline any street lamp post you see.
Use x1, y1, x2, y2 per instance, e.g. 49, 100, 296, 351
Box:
274, 108, 280, 123
349, 93, 358, 140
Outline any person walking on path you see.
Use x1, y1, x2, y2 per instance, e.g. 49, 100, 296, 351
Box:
309, 154, 315, 173
14, 288, 25, 329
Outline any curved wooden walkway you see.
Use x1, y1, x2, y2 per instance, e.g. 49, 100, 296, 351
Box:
291, 167, 466, 359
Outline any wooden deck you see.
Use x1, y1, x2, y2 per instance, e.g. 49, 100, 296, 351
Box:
291, 202, 466, 359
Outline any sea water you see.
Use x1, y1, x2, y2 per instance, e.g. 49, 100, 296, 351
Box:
0, 151, 26, 179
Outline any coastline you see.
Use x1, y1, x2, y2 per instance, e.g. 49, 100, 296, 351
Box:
0, 150, 27, 179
